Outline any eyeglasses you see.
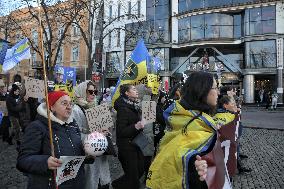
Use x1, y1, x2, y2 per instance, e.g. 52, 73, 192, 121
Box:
60, 101, 74, 107
87, 90, 98, 95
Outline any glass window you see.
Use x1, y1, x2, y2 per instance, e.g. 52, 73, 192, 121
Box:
262, 20, 275, 33
206, 25, 219, 39
155, 5, 169, 20
187, 0, 203, 11
220, 26, 233, 38
249, 8, 261, 22
249, 21, 263, 35
191, 15, 204, 28
117, 29, 120, 47
178, 0, 187, 13
128, 1, 131, 19
108, 34, 111, 48
32, 30, 38, 44
72, 24, 80, 36
247, 6, 275, 35
234, 25, 241, 38
117, 3, 121, 20
138, 1, 141, 18
58, 27, 64, 39
44, 28, 50, 41
206, 0, 233, 8
179, 17, 191, 30
147, 6, 155, 20
247, 40, 276, 68
72, 46, 79, 61
106, 52, 122, 73
56, 47, 63, 65
109, 5, 112, 21
179, 29, 191, 43
32, 52, 36, 63
262, 6, 275, 20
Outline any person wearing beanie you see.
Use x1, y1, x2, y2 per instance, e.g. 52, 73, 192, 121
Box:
6, 83, 23, 146
17, 91, 93, 189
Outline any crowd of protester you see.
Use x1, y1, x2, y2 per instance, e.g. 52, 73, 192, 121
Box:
0, 71, 254, 189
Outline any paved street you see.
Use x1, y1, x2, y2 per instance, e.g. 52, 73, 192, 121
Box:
0, 106, 283, 189
241, 106, 284, 130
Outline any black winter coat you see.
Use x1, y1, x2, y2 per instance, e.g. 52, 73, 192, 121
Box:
17, 113, 85, 189
114, 97, 142, 150
6, 94, 23, 118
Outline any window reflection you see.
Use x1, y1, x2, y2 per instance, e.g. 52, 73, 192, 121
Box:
246, 6, 276, 35
246, 40, 276, 68
125, 0, 170, 46
178, 13, 240, 42
178, 0, 270, 13
106, 52, 122, 74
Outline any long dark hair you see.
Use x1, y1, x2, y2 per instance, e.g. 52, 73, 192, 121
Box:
119, 84, 133, 98
181, 71, 215, 115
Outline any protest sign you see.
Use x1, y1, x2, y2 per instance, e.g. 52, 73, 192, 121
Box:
24, 77, 45, 98
85, 103, 114, 132
142, 101, 156, 124
56, 156, 85, 186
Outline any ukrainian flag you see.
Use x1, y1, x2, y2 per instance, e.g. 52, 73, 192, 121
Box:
147, 56, 161, 95
112, 39, 148, 106
3, 38, 31, 72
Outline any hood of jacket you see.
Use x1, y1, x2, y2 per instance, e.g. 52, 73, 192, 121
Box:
74, 80, 96, 109
37, 103, 73, 125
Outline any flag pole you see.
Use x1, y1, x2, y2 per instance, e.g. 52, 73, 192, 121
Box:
36, 0, 58, 188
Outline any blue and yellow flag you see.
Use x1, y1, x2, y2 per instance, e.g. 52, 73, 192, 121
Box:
147, 56, 161, 95
112, 39, 149, 106
0, 39, 9, 72
146, 101, 216, 189
3, 38, 31, 72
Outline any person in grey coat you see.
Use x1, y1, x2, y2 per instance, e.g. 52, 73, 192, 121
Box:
72, 80, 111, 189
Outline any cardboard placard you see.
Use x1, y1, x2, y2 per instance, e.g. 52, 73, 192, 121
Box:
142, 101, 156, 124
85, 103, 114, 132
24, 77, 45, 98
56, 156, 85, 186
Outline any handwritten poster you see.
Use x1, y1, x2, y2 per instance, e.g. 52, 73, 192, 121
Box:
24, 77, 45, 98
85, 103, 114, 132
56, 156, 85, 186
142, 101, 156, 124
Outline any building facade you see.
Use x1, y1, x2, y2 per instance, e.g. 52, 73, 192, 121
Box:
0, 1, 91, 83
120, 0, 284, 103
103, 0, 147, 86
